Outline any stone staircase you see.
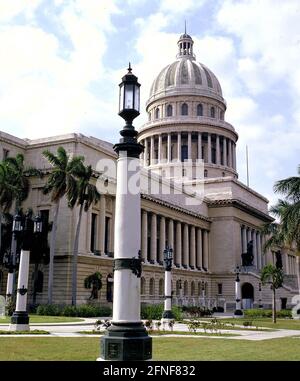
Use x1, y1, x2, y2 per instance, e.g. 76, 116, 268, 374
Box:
283, 275, 298, 291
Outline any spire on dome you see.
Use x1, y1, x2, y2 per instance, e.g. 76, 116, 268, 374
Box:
177, 26, 195, 59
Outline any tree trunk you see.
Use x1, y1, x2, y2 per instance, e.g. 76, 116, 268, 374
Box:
48, 200, 60, 305
272, 287, 277, 324
296, 256, 300, 296
71, 204, 83, 306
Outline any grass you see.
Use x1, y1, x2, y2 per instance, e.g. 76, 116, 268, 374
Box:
0, 315, 84, 324
0, 330, 50, 335
0, 337, 300, 360
206, 318, 300, 330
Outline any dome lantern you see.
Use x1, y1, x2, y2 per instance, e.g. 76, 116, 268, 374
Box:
176, 24, 195, 60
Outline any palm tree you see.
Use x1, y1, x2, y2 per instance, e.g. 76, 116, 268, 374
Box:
261, 264, 284, 323
273, 165, 300, 294
0, 162, 16, 253
69, 164, 100, 306
4, 153, 42, 211
43, 147, 84, 304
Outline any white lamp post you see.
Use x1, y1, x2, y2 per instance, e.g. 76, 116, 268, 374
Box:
9, 212, 42, 331
100, 64, 152, 361
162, 246, 174, 321
234, 265, 243, 317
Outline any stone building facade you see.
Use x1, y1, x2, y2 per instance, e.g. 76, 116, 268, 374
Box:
0, 32, 298, 311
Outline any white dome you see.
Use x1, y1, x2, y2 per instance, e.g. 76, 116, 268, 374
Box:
147, 33, 224, 105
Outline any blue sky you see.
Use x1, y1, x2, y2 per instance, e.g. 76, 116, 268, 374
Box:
0, 0, 299, 207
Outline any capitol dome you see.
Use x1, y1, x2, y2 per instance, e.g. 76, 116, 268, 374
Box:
138, 31, 238, 182
148, 33, 224, 106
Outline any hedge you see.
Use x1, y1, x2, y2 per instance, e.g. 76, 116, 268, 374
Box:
36, 304, 112, 317
141, 304, 182, 320
244, 309, 292, 319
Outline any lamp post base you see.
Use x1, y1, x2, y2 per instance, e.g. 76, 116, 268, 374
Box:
233, 309, 243, 317
100, 322, 152, 361
9, 311, 30, 331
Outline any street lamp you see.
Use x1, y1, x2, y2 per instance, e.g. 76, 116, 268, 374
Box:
234, 265, 243, 317
9, 212, 42, 331
100, 64, 152, 361
4, 212, 22, 301
162, 246, 174, 320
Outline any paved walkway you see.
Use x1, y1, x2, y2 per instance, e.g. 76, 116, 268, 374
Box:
0, 318, 300, 341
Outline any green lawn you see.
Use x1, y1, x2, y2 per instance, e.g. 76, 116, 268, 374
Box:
207, 318, 300, 330
0, 337, 300, 360
0, 315, 84, 324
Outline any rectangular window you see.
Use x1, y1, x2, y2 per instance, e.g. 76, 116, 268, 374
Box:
217, 283, 223, 295
90, 213, 97, 253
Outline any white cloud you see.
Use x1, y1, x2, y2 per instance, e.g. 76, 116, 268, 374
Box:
0, 0, 121, 139
0, 0, 42, 22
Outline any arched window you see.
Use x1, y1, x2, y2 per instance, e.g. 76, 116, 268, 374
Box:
198, 282, 202, 296
184, 280, 188, 296
149, 278, 155, 295
191, 281, 195, 296
210, 106, 215, 118
159, 279, 164, 296
141, 277, 146, 295
181, 103, 188, 116
204, 169, 208, 178
167, 104, 173, 117
155, 108, 160, 119
197, 104, 203, 116
181, 145, 188, 162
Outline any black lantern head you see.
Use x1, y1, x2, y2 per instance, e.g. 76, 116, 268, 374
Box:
12, 212, 22, 233
163, 246, 173, 271
33, 214, 43, 234
118, 63, 141, 124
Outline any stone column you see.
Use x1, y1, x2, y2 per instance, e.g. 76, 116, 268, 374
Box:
242, 226, 247, 253
144, 138, 148, 166
150, 136, 155, 165
252, 230, 257, 267
141, 210, 148, 263
190, 226, 196, 269
150, 213, 157, 264
175, 222, 182, 267
168, 219, 174, 250
223, 137, 227, 166
232, 143, 236, 170
257, 233, 262, 269
247, 228, 252, 246
188, 132, 192, 160
228, 140, 232, 168
159, 216, 166, 264
167, 133, 171, 163
216, 135, 220, 165
203, 230, 209, 271
158, 134, 162, 163
99, 195, 106, 254
183, 224, 189, 268
196, 228, 203, 270
207, 133, 211, 163
177, 132, 181, 161
198, 133, 202, 160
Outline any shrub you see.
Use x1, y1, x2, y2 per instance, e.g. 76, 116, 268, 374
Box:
141, 304, 182, 320
5, 296, 16, 316
181, 306, 212, 318
36, 304, 60, 316
244, 309, 292, 319
36, 304, 112, 317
